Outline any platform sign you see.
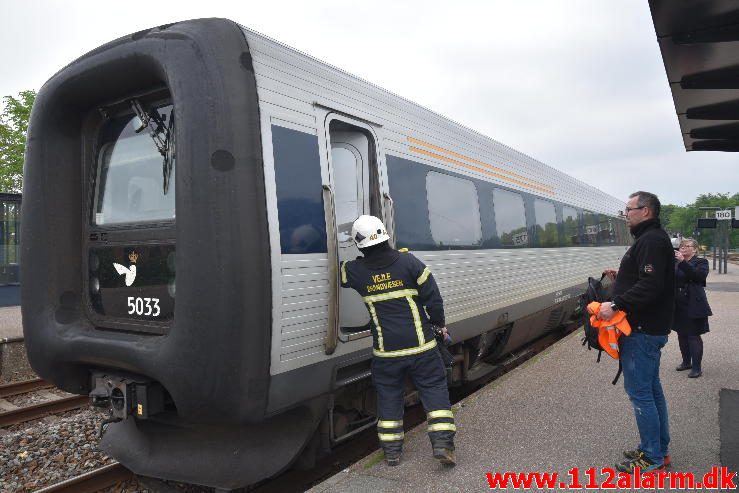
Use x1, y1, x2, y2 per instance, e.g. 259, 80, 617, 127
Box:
697, 218, 717, 229
716, 209, 732, 220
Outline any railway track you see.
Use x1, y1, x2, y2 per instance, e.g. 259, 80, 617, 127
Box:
2, 327, 578, 493
0, 378, 89, 427
0, 377, 52, 398
34, 463, 133, 493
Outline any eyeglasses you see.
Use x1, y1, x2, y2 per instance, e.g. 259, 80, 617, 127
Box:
624, 206, 646, 214
679, 245, 696, 249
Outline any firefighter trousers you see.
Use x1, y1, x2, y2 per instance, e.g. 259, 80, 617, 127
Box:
371, 348, 456, 456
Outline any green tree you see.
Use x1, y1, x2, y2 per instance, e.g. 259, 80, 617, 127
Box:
693, 192, 738, 209
694, 193, 739, 248
665, 205, 699, 239
660, 204, 678, 232
0, 90, 36, 193
664, 192, 739, 248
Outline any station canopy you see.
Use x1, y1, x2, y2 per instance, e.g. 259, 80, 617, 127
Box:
650, 0, 739, 151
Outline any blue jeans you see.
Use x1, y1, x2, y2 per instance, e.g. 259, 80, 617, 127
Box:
620, 332, 670, 464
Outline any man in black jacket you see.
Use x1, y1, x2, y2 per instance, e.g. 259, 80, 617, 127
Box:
599, 191, 675, 473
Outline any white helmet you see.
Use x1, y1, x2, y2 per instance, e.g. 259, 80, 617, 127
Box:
351, 215, 390, 248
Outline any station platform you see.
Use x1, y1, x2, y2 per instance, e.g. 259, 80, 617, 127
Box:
311, 268, 739, 492
0, 284, 20, 308
0, 303, 27, 383
0, 305, 22, 341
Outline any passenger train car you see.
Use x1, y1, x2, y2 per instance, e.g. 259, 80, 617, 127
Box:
22, 18, 629, 489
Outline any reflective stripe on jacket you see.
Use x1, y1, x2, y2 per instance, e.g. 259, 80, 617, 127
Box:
586, 301, 632, 360
341, 251, 445, 357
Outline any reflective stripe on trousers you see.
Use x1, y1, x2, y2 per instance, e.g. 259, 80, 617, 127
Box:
427, 409, 456, 434
371, 348, 455, 451
377, 419, 404, 445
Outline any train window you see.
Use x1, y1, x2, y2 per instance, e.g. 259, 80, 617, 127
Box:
493, 189, 528, 247
582, 211, 599, 246
614, 218, 630, 245
93, 104, 176, 225
598, 215, 616, 245
331, 145, 363, 242
426, 172, 481, 247
272, 125, 327, 254
533, 199, 558, 247
562, 206, 580, 246
385, 156, 434, 250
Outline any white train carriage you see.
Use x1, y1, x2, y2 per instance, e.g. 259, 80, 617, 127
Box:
22, 18, 628, 489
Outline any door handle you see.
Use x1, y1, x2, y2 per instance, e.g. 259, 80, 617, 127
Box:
383, 192, 396, 248
322, 184, 339, 355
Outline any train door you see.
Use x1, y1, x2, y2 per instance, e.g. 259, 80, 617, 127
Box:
323, 116, 388, 353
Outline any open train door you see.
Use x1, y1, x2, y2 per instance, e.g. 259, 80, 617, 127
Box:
321, 113, 393, 354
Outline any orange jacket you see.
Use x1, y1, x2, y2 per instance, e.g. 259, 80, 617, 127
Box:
586, 302, 632, 360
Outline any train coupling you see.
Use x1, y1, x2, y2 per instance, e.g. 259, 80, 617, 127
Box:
89, 373, 165, 420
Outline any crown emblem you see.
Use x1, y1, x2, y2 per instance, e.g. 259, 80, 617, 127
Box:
128, 251, 139, 264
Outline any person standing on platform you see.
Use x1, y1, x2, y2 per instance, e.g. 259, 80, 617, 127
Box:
340, 215, 456, 467
599, 191, 675, 473
673, 238, 711, 378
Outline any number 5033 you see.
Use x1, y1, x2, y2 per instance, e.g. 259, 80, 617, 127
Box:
127, 296, 161, 317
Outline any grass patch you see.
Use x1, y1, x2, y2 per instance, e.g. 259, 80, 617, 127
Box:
364, 450, 385, 469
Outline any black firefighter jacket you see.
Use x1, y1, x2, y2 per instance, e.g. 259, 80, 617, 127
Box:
612, 219, 675, 335
341, 247, 445, 358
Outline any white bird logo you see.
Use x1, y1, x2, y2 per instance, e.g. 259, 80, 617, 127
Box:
113, 263, 137, 286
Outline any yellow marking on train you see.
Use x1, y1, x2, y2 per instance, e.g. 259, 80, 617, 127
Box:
137, 404, 143, 416
408, 137, 554, 195
409, 147, 553, 195
409, 136, 553, 192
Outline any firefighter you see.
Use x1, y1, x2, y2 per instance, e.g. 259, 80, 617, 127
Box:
340, 215, 456, 467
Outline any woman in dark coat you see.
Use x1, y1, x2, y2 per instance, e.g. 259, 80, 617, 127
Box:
673, 238, 712, 378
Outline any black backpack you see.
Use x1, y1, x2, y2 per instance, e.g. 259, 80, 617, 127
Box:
578, 274, 622, 384
579, 275, 607, 355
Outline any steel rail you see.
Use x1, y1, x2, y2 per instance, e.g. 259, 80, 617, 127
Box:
0, 394, 89, 427
34, 462, 132, 493
0, 377, 51, 398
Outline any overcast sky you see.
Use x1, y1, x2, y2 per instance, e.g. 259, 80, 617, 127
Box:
2, 0, 737, 207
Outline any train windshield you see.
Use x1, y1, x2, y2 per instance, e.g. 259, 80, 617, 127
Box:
93, 104, 175, 226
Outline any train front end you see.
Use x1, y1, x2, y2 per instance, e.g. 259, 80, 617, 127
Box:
21, 18, 309, 489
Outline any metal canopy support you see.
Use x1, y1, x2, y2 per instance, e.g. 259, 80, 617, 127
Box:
649, 0, 739, 151
697, 206, 734, 274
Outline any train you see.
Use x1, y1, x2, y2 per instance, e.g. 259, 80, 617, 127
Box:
22, 18, 629, 490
